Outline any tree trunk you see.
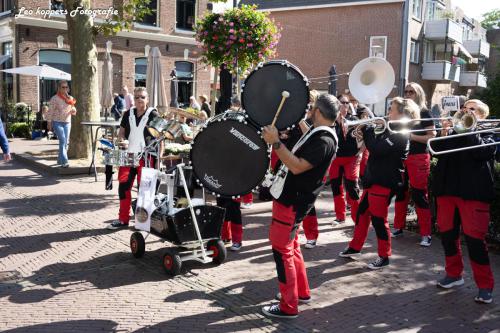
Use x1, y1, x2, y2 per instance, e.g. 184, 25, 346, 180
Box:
65, 0, 100, 160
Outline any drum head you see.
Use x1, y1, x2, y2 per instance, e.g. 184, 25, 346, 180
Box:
191, 118, 269, 197
242, 61, 309, 130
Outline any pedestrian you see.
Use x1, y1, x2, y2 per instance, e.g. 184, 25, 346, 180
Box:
122, 86, 134, 110
392, 82, 435, 247
199, 94, 211, 116
0, 116, 11, 161
189, 96, 201, 111
46, 80, 77, 168
433, 99, 495, 304
112, 92, 126, 121
107, 87, 160, 230
339, 97, 417, 270
260, 93, 339, 319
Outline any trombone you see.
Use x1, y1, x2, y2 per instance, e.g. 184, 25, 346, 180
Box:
345, 117, 388, 139
427, 128, 500, 155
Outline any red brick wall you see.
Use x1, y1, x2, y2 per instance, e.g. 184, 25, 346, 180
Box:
267, 3, 404, 97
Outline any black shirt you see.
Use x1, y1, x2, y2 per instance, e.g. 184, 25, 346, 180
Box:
363, 127, 409, 190
276, 129, 337, 216
120, 107, 160, 144
335, 115, 359, 157
409, 110, 434, 155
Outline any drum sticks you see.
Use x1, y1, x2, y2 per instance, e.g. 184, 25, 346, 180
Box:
271, 91, 290, 127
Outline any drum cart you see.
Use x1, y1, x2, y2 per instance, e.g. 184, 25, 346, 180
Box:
129, 135, 227, 276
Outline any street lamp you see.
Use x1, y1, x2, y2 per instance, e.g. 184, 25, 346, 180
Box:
56, 35, 64, 49
106, 40, 113, 53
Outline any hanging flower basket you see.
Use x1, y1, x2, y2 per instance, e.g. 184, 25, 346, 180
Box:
195, 5, 281, 73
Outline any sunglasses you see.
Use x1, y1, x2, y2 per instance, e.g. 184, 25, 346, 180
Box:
340, 101, 350, 105
404, 90, 415, 94
134, 96, 147, 100
61, 86, 69, 89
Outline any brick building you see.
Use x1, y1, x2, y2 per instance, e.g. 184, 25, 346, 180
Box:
241, 0, 491, 115
0, 0, 212, 113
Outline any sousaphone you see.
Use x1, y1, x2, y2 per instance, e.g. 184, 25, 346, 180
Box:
348, 57, 395, 104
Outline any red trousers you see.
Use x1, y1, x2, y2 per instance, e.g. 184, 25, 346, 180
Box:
359, 149, 369, 178
269, 201, 310, 315
394, 154, 432, 236
118, 159, 147, 224
437, 196, 494, 290
218, 198, 243, 243
302, 207, 318, 240
241, 192, 253, 204
349, 185, 392, 258
328, 156, 360, 221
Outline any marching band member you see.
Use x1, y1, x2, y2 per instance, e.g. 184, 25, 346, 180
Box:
339, 97, 417, 269
356, 105, 374, 183
433, 99, 495, 304
328, 94, 361, 224
393, 83, 435, 247
260, 93, 338, 319
107, 87, 160, 230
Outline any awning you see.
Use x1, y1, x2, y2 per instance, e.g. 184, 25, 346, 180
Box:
456, 43, 473, 59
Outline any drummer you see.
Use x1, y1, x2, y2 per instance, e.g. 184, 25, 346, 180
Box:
107, 87, 160, 230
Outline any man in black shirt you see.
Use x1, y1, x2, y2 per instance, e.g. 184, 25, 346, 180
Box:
107, 87, 160, 230
260, 93, 339, 319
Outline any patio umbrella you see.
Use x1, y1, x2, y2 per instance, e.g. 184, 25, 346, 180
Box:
100, 52, 114, 121
0, 64, 71, 80
328, 65, 337, 96
146, 47, 168, 115
169, 69, 179, 108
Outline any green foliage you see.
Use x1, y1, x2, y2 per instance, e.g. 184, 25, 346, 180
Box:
471, 65, 500, 118
93, 0, 154, 36
8, 122, 31, 139
481, 9, 500, 30
195, 4, 281, 73
440, 11, 455, 20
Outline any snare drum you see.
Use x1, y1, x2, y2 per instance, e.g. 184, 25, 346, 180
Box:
190, 111, 269, 197
103, 149, 141, 167
242, 60, 310, 131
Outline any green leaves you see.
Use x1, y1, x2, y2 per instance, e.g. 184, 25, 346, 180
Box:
195, 4, 281, 73
481, 9, 500, 30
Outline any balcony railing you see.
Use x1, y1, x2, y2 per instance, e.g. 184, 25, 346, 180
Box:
424, 19, 463, 43
422, 61, 461, 82
463, 40, 490, 58
459, 71, 487, 88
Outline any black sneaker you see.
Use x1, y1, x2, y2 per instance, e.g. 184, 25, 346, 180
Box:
475, 289, 493, 304
107, 220, 129, 230
262, 304, 298, 319
391, 229, 404, 238
437, 275, 464, 289
275, 292, 312, 304
367, 256, 389, 270
339, 247, 361, 258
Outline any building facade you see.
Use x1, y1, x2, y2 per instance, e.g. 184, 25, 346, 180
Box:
241, 0, 491, 115
0, 0, 212, 113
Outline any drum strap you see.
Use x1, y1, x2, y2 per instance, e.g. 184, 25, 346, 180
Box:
128, 107, 154, 153
270, 126, 337, 200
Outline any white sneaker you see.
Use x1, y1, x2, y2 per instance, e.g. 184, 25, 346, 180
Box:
241, 203, 252, 209
304, 240, 317, 249
420, 236, 432, 247
230, 243, 242, 251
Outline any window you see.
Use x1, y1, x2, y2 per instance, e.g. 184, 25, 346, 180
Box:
1, 0, 13, 12
39, 50, 72, 104
369, 36, 387, 59
177, 0, 196, 31
175, 61, 194, 106
411, 0, 423, 20
423, 40, 434, 62
135, 57, 147, 88
51, 0, 64, 11
137, 0, 158, 26
462, 20, 474, 41
410, 40, 420, 64
2, 42, 13, 100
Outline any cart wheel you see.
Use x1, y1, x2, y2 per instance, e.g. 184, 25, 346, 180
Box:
163, 249, 182, 276
207, 239, 227, 265
130, 232, 145, 258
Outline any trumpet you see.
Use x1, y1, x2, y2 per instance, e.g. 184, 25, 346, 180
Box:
345, 117, 388, 139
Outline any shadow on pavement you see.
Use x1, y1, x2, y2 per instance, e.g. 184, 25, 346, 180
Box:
1, 320, 119, 333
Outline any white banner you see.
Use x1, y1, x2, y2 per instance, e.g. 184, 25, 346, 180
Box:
135, 168, 158, 232
442, 96, 460, 115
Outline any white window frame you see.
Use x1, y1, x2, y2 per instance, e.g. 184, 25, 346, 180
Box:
369, 36, 387, 59
410, 40, 420, 64
411, 0, 423, 21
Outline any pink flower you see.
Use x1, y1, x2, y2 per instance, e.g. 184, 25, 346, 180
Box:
247, 43, 253, 47
229, 22, 234, 27
229, 29, 234, 33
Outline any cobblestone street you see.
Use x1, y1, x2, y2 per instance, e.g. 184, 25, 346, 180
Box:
1, 160, 499, 333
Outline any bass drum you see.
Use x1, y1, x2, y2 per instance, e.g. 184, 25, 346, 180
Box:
241, 60, 310, 131
190, 111, 269, 197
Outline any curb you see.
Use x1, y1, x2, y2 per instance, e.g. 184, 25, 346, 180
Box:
12, 153, 104, 176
